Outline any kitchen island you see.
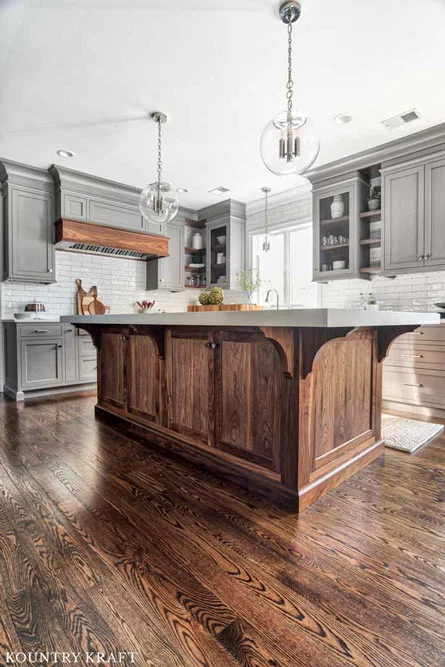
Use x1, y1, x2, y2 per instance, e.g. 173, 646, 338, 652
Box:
62, 309, 438, 510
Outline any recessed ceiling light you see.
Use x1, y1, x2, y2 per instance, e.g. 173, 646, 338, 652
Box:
57, 149, 76, 158
208, 186, 230, 196
176, 187, 189, 193
333, 113, 352, 125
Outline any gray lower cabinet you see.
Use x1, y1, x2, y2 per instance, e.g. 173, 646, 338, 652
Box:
146, 221, 185, 291
3, 322, 96, 401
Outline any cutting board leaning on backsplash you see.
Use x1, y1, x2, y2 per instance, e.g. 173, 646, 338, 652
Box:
75, 279, 108, 315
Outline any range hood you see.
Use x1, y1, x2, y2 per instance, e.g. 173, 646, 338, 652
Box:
54, 218, 169, 260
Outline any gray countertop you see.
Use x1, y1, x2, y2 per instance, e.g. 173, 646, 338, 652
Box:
61, 309, 440, 328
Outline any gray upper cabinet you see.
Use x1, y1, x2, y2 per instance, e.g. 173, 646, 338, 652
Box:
146, 221, 185, 291
424, 158, 445, 267
382, 165, 425, 273
0, 161, 56, 284
50, 165, 146, 233
201, 199, 246, 289
382, 152, 445, 274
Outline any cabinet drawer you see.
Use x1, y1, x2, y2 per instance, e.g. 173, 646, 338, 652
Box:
78, 356, 97, 383
19, 323, 63, 338
385, 343, 445, 372
383, 370, 445, 409
398, 325, 445, 344
78, 337, 96, 357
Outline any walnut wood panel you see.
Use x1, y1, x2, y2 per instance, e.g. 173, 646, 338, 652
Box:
217, 333, 281, 471
55, 218, 169, 257
127, 334, 161, 423
100, 332, 126, 410
167, 330, 210, 444
313, 332, 373, 458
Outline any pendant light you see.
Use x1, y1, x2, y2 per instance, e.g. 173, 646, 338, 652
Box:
139, 112, 179, 227
260, 1, 319, 176
261, 186, 271, 252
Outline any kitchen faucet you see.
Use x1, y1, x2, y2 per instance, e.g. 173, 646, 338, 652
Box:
265, 289, 280, 310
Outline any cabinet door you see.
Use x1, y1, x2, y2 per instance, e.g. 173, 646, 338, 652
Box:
8, 187, 55, 283
166, 329, 211, 444
214, 332, 281, 472
313, 185, 356, 281
424, 158, 445, 267
207, 223, 229, 288
88, 198, 145, 232
21, 339, 63, 390
127, 334, 162, 424
78, 357, 97, 383
100, 332, 126, 410
383, 165, 425, 272
146, 222, 184, 291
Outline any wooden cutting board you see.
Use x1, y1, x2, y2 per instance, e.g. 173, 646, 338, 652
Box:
76, 279, 108, 315
187, 304, 263, 312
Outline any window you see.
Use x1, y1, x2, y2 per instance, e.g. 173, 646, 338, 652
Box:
250, 223, 319, 308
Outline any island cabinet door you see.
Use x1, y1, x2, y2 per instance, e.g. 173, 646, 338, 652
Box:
165, 329, 212, 444
126, 333, 162, 424
213, 331, 281, 472
99, 330, 127, 410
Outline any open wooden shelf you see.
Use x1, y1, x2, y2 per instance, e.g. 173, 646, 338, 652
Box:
184, 285, 205, 289
185, 246, 206, 254
185, 265, 205, 271
321, 243, 349, 251
360, 266, 381, 274
360, 210, 381, 219
320, 215, 349, 225
184, 218, 206, 229
360, 238, 381, 246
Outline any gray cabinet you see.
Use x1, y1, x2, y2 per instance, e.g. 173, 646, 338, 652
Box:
382, 165, 425, 273
21, 338, 63, 390
0, 161, 56, 284
312, 174, 368, 282
382, 153, 445, 274
202, 200, 246, 289
3, 322, 96, 401
424, 158, 445, 267
146, 221, 185, 291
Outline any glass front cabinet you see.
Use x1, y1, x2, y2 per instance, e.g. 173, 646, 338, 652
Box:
312, 174, 370, 282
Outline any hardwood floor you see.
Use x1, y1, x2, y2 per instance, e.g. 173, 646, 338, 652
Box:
0, 395, 444, 666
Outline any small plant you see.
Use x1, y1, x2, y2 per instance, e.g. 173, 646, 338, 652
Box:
208, 287, 224, 305
191, 251, 203, 264
198, 292, 210, 305
237, 268, 262, 304
369, 185, 381, 201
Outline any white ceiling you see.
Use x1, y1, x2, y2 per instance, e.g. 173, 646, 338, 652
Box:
1, 0, 445, 209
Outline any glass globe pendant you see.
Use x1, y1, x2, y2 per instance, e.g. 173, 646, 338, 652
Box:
139, 112, 179, 227
260, 1, 320, 176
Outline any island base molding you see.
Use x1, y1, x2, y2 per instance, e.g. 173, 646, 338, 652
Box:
80, 323, 417, 511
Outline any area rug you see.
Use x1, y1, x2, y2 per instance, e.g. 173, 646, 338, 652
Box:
382, 414, 444, 453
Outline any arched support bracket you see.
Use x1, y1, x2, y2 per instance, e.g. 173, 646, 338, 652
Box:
74, 324, 102, 349
128, 324, 166, 359
260, 327, 297, 379
376, 325, 419, 362
299, 327, 355, 379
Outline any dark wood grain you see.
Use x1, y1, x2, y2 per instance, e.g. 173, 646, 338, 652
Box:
0, 394, 444, 666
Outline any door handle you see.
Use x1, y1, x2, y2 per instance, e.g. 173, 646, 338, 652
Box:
33, 329, 49, 333
417, 255, 424, 261
424, 254, 431, 260
408, 331, 424, 336
58, 345, 63, 349
204, 342, 218, 349
401, 354, 423, 358
403, 383, 423, 388
65, 328, 73, 333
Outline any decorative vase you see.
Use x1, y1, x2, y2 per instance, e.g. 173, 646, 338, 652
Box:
330, 195, 345, 219
192, 232, 203, 250
368, 198, 380, 211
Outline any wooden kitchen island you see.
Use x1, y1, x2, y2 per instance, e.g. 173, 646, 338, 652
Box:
63, 309, 438, 510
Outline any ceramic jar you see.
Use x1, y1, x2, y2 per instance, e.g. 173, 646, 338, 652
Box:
330, 195, 345, 219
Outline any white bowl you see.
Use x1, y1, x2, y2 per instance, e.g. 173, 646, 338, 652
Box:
14, 313, 33, 320
216, 235, 226, 245
332, 260, 346, 270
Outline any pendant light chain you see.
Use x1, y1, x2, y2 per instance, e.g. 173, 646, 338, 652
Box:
265, 188, 269, 236
286, 9, 294, 122
157, 117, 163, 186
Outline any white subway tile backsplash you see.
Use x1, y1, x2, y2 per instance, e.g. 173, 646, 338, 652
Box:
1, 251, 245, 319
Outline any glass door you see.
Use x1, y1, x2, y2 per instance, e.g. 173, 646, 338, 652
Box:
316, 188, 352, 278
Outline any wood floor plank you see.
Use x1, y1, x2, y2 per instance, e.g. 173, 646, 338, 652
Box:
0, 394, 445, 667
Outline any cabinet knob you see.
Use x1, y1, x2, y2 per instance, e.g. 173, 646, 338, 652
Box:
425, 254, 431, 260
49, 269, 53, 273
204, 342, 218, 349
159, 278, 165, 283
121, 335, 129, 341
417, 255, 424, 261
65, 328, 73, 333
58, 345, 62, 349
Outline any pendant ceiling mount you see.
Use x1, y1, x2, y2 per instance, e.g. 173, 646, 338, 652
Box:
279, 1, 301, 24
260, 1, 319, 176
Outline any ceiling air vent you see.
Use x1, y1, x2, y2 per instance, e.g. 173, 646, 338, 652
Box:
381, 108, 421, 130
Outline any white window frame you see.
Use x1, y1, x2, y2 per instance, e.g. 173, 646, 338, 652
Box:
248, 220, 321, 309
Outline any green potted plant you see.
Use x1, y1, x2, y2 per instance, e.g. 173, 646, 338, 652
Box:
237, 268, 262, 304
368, 185, 381, 211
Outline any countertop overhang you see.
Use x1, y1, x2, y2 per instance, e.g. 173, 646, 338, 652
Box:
61, 308, 440, 328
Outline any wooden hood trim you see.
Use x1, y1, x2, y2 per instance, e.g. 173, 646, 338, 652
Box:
54, 218, 169, 258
